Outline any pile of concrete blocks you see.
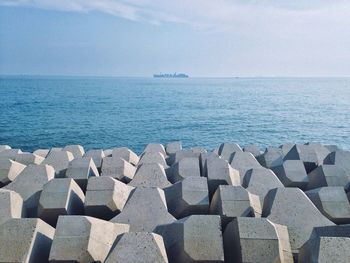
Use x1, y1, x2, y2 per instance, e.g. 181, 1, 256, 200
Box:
1, 142, 350, 262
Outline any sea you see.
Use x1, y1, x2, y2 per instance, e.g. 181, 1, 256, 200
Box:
0, 76, 349, 154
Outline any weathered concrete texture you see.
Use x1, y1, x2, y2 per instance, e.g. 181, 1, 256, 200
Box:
33, 149, 50, 158
111, 187, 176, 232
65, 157, 99, 192
280, 143, 295, 156
4, 164, 55, 217
223, 217, 293, 263
0, 145, 11, 152
0, 218, 54, 263
83, 149, 105, 169
0, 148, 22, 159
105, 232, 169, 263
272, 159, 309, 189
305, 187, 350, 224
284, 144, 321, 173
0, 158, 26, 186
104, 149, 113, 157
243, 145, 261, 157
305, 142, 331, 163
112, 147, 139, 166
49, 215, 129, 262
166, 141, 182, 155
230, 151, 262, 180
165, 177, 209, 219
143, 143, 167, 157
262, 187, 334, 254
42, 150, 74, 177
218, 143, 243, 162
243, 168, 284, 206
325, 144, 339, 152
323, 150, 350, 173
15, 153, 44, 165
210, 186, 261, 229
138, 152, 168, 168
155, 215, 225, 263
170, 157, 201, 183
38, 178, 85, 226
129, 163, 171, 188
0, 189, 25, 225
101, 157, 136, 183
172, 149, 201, 165
190, 147, 207, 154
257, 147, 284, 169
205, 156, 241, 197
307, 164, 349, 189
62, 144, 85, 158
85, 176, 134, 220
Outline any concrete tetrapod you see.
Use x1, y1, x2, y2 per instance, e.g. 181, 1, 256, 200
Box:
138, 152, 168, 168
0, 189, 25, 225
284, 144, 321, 173
129, 163, 171, 188
243, 145, 261, 158
218, 143, 243, 162
166, 141, 182, 155
229, 151, 262, 181
112, 147, 139, 166
83, 149, 105, 170
0, 149, 22, 159
170, 157, 201, 183
15, 153, 44, 165
49, 215, 129, 262
307, 164, 349, 189
0, 158, 26, 186
42, 150, 74, 177
323, 150, 350, 174
0, 145, 11, 152
257, 147, 284, 169
143, 143, 167, 157
62, 144, 85, 158
272, 159, 309, 189
101, 157, 136, 183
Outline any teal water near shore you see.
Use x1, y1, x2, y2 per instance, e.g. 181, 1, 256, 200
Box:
0, 76, 349, 153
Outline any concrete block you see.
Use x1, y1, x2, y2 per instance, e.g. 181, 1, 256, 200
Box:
305, 186, 350, 224
0, 158, 26, 186
307, 164, 349, 189
223, 217, 293, 263
42, 150, 74, 177
138, 152, 168, 168
101, 157, 136, 183
170, 157, 200, 183
15, 152, 44, 165
33, 149, 50, 158
111, 187, 176, 232
172, 149, 201, 164
62, 144, 85, 158
4, 164, 55, 217
104, 149, 113, 157
190, 147, 207, 154
0, 189, 25, 225
210, 185, 261, 229
0, 149, 22, 159
0, 145, 11, 152
262, 187, 334, 254
325, 144, 339, 152
112, 147, 139, 166
49, 215, 129, 262
284, 144, 320, 173
85, 176, 134, 220
129, 163, 171, 188
279, 143, 295, 156
155, 215, 225, 263
199, 151, 219, 177
65, 157, 99, 192
0, 218, 54, 263
166, 141, 182, 155
230, 151, 262, 180
257, 147, 284, 168
305, 142, 331, 163
38, 178, 85, 226
84, 149, 105, 169
105, 232, 169, 263
243, 145, 261, 157
272, 159, 309, 189
218, 143, 242, 161
143, 143, 167, 157
164, 177, 209, 219
324, 150, 350, 174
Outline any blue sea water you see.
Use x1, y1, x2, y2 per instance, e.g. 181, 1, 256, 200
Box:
0, 76, 349, 153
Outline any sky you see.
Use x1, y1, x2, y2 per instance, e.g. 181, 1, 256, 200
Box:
0, 0, 350, 77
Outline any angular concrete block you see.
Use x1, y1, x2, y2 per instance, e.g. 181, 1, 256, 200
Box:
284, 144, 320, 173
85, 176, 134, 220
223, 217, 293, 263
143, 143, 166, 157
15, 152, 44, 165
101, 157, 136, 183
112, 147, 139, 166
210, 185, 261, 229
38, 178, 85, 226
138, 152, 168, 168
243, 145, 261, 157
84, 149, 105, 169
0, 189, 25, 225
0, 148, 22, 159
218, 143, 242, 161
165, 177, 209, 219
170, 157, 200, 183
155, 215, 225, 263
65, 157, 99, 192
190, 147, 207, 154
262, 187, 334, 254
199, 151, 219, 177
257, 147, 284, 168
4, 164, 55, 217
305, 142, 331, 163
279, 143, 295, 156
305, 187, 350, 224
307, 164, 349, 189
0, 218, 54, 263
325, 144, 339, 152
62, 144, 85, 158
33, 149, 50, 158
111, 187, 176, 232
230, 151, 262, 180
272, 159, 309, 189
105, 232, 169, 263
0, 145, 11, 152
49, 216, 129, 262
42, 150, 74, 177
166, 141, 182, 155
172, 149, 201, 164
104, 149, 113, 157
324, 150, 350, 174
0, 158, 26, 186
243, 168, 284, 206
129, 163, 171, 188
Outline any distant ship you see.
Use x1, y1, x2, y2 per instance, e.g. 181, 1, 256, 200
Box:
153, 73, 189, 78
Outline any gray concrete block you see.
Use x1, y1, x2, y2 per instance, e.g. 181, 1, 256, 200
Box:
172, 149, 201, 164
223, 217, 293, 263
243, 145, 261, 157
112, 147, 139, 166
164, 177, 209, 219
105, 232, 169, 263
324, 150, 350, 174
138, 152, 168, 168
49, 215, 129, 262
155, 215, 225, 263
65, 157, 99, 192
62, 144, 85, 158
111, 187, 176, 232
0, 189, 25, 225
85, 176, 134, 220
230, 151, 262, 181
284, 144, 321, 173
307, 164, 350, 189
305, 142, 331, 163
0, 145, 11, 152
33, 149, 50, 158
129, 163, 171, 188
166, 141, 182, 155
170, 157, 200, 183
257, 147, 284, 168
305, 187, 350, 224
0, 218, 54, 263
101, 157, 136, 183
4, 164, 55, 217
279, 143, 295, 156
190, 147, 207, 154
325, 144, 339, 152
262, 187, 334, 255
104, 149, 113, 157
83, 149, 105, 169
143, 143, 167, 157
0, 149, 22, 159
42, 150, 74, 177
218, 143, 243, 161
0, 158, 26, 186
272, 159, 309, 189
199, 151, 219, 177
15, 152, 44, 166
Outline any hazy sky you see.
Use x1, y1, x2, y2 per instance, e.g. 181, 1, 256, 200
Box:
0, 0, 350, 77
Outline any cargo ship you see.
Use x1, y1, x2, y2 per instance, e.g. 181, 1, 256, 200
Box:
153, 73, 189, 78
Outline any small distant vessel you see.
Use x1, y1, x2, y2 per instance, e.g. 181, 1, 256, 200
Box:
153, 72, 189, 78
